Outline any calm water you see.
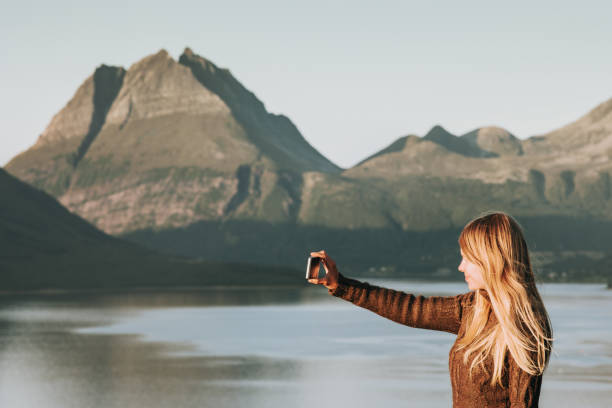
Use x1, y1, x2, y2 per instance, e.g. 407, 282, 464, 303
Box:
0, 281, 610, 407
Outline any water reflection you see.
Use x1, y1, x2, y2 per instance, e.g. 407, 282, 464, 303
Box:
0, 282, 611, 408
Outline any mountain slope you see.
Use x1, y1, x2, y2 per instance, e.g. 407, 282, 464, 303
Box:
460, 126, 523, 157
342, 98, 612, 225
524, 97, 612, 154
179, 48, 339, 173
7, 65, 126, 197
4, 49, 612, 280
344, 127, 522, 184
0, 168, 299, 291
6, 48, 340, 235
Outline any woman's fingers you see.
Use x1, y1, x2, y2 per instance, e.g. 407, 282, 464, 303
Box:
311, 250, 334, 266
309, 250, 337, 287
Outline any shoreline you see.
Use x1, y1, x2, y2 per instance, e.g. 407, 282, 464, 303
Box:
0, 283, 308, 296
1, 278, 609, 296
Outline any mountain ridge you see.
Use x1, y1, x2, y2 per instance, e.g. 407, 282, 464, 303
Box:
4, 48, 612, 281
7, 48, 341, 234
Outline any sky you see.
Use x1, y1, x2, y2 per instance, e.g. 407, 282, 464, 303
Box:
1, 0, 611, 169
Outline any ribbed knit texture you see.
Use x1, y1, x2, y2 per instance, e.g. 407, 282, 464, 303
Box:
329, 274, 542, 407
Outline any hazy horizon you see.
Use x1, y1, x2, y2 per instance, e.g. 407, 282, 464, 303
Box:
2, 0, 611, 168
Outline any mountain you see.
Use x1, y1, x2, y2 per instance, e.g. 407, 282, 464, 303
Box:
424, 125, 492, 157
178, 48, 339, 173
460, 126, 523, 157
0, 168, 299, 291
7, 49, 340, 235
5, 48, 612, 281
523, 97, 612, 154
344, 101, 612, 220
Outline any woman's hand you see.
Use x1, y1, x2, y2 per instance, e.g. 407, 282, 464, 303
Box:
307, 250, 339, 291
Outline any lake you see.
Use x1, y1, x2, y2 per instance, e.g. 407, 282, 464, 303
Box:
0, 281, 610, 407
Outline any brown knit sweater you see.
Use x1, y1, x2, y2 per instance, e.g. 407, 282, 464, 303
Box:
329, 274, 543, 408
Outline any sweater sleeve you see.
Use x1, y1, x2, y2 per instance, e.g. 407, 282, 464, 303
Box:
508, 356, 543, 408
329, 273, 470, 334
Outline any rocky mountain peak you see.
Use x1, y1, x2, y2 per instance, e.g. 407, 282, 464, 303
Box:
423, 124, 489, 157
461, 126, 523, 156
5, 47, 342, 234
181, 47, 218, 73
103, 49, 229, 127
178, 47, 340, 173
423, 124, 452, 140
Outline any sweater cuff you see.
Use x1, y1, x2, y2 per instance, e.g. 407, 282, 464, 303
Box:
328, 273, 352, 298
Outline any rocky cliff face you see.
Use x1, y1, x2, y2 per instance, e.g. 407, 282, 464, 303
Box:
179, 48, 339, 173
7, 48, 340, 234
7, 65, 126, 198
5, 48, 612, 238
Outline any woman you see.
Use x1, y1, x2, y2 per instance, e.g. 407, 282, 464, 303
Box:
308, 212, 553, 408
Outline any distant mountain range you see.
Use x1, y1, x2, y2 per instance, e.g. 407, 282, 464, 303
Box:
5, 48, 612, 282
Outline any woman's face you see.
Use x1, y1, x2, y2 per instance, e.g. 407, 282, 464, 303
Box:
458, 249, 486, 291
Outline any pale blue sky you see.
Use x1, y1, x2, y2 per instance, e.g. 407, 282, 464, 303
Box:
1, 0, 611, 168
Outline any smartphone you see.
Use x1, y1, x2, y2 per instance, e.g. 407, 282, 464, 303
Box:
306, 256, 327, 280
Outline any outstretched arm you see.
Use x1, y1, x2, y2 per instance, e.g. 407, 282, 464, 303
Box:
307, 250, 470, 334
329, 273, 469, 334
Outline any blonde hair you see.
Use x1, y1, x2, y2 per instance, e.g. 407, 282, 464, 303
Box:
456, 212, 553, 386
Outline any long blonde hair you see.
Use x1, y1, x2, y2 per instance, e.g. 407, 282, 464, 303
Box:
456, 212, 553, 386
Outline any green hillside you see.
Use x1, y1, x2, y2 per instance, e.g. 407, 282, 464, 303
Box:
0, 169, 302, 292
